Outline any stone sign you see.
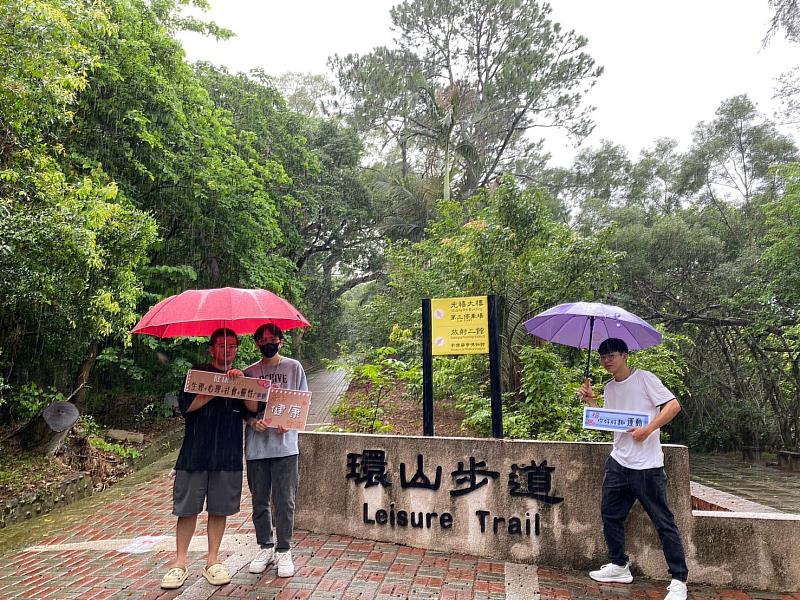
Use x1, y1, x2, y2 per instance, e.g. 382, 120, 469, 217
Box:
296, 432, 800, 592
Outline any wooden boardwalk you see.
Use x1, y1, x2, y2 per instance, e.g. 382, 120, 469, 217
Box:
305, 368, 351, 430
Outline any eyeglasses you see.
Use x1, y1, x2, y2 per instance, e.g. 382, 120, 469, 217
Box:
212, 343, 238, 349
599, 352, 621, 362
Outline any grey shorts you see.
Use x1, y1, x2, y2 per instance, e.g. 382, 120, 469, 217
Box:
172, 470, 243, 517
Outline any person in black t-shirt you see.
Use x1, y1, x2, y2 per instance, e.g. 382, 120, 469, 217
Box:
160, 328, 250, 590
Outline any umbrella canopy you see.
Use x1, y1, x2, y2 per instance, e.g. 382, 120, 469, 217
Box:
131, 287, 311, 338
524, 302, 661, 351
524, 301, 661, 377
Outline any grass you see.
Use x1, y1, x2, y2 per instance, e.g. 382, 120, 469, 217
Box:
0, 453, 76, 501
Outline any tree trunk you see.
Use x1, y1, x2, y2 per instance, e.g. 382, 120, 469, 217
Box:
72, 341, 98, 408
401, 139, 409, 178
15, 401, 80, 456
294, 328, 305, 362
443, 139, 451, 201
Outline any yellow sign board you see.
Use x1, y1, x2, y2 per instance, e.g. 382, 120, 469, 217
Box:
430, 295, 489, 355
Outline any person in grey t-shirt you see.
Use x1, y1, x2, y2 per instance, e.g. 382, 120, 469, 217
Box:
242, 323, 308, 578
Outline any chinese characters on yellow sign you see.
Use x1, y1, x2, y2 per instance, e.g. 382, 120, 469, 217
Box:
430, 296, 489, 355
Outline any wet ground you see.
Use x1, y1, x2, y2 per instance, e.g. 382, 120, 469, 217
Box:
689, 453, 800, 514
305, 368, 350, 430
0, 371, 797, 597
1, 451, 796, 599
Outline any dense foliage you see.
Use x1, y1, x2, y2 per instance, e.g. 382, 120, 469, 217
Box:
0, 0, 374, 423
336, 0, 800, 450
1, 0, 799, 454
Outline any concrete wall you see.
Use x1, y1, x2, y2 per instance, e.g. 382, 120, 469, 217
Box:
296, 432, 800, 592
691, 511, 800, 590
690, 481, 782, 513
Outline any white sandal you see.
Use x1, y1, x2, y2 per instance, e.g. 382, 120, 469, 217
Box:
202, 562, 231, 585
160, 566, 188, 589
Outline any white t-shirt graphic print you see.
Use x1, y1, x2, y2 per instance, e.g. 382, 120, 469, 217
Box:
603, 369, 675, 469
244, 356, 308, 460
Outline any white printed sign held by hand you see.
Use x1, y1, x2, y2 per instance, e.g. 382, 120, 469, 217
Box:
582, 406, 650, 433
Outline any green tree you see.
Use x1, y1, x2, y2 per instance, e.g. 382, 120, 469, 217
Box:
576, 97, 799, 451
353, 177, 618, 435
192, 64, 382, 360
0, 0, 158, 411
68, 1, 284, 291
679, 96, 795, 216
273, 72, 336, 117
331, 0, 602, 202
753, 162, 800, 449
293, 118, 381, 360
766, 0, 800, 43
765, 1, 800, 133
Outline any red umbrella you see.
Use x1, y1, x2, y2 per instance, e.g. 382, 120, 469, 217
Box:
131, 287, 311, 338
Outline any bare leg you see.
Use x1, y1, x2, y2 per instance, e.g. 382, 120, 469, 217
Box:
173, 515, 198, 567
206, 514, 227, 565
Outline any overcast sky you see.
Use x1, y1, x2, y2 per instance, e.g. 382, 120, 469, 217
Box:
176, 0, 797, 166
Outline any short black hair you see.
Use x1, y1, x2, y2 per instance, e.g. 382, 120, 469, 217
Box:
254, 323, 284, 341
598, 337, 628, 355
209, 328, 238, 346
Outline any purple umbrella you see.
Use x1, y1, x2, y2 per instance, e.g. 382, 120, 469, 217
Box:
523, 301, 661, 377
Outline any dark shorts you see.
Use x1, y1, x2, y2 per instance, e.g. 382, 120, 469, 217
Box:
172, 469, 243, 517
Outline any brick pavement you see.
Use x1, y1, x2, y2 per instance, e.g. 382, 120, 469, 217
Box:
0, 458, 794, 599
0, 369, 795, 599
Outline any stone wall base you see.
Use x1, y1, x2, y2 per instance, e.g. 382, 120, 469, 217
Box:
0, 473, 92, 529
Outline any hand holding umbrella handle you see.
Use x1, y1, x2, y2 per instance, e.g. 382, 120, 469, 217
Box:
578, 377, 597, 407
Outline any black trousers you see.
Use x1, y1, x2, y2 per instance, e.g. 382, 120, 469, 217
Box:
601, 456, 688, 582
246, 454, 298, 552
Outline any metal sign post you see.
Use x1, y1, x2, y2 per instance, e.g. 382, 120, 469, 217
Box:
422, 298, 434, 436
488, 294, 503, 438
422, 295, 502, 438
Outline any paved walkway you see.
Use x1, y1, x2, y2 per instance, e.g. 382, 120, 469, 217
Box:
690, 453, 800, 514
0, 452, 792, 599
0, 372, 795, 598
305, 369, 350, 430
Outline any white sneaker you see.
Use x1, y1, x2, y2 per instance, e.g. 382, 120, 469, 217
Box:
276, 550, 295, 577
664, 579, 687, 600
248, 547, 274, 574
589, 562, 633, 583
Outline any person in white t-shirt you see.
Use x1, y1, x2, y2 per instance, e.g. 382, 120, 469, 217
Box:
578, 337, 688, 600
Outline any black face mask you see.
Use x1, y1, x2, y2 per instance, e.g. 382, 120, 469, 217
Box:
258, 342, 280, 358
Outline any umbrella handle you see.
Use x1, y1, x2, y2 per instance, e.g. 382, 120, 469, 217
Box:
584, 316, 595, 379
